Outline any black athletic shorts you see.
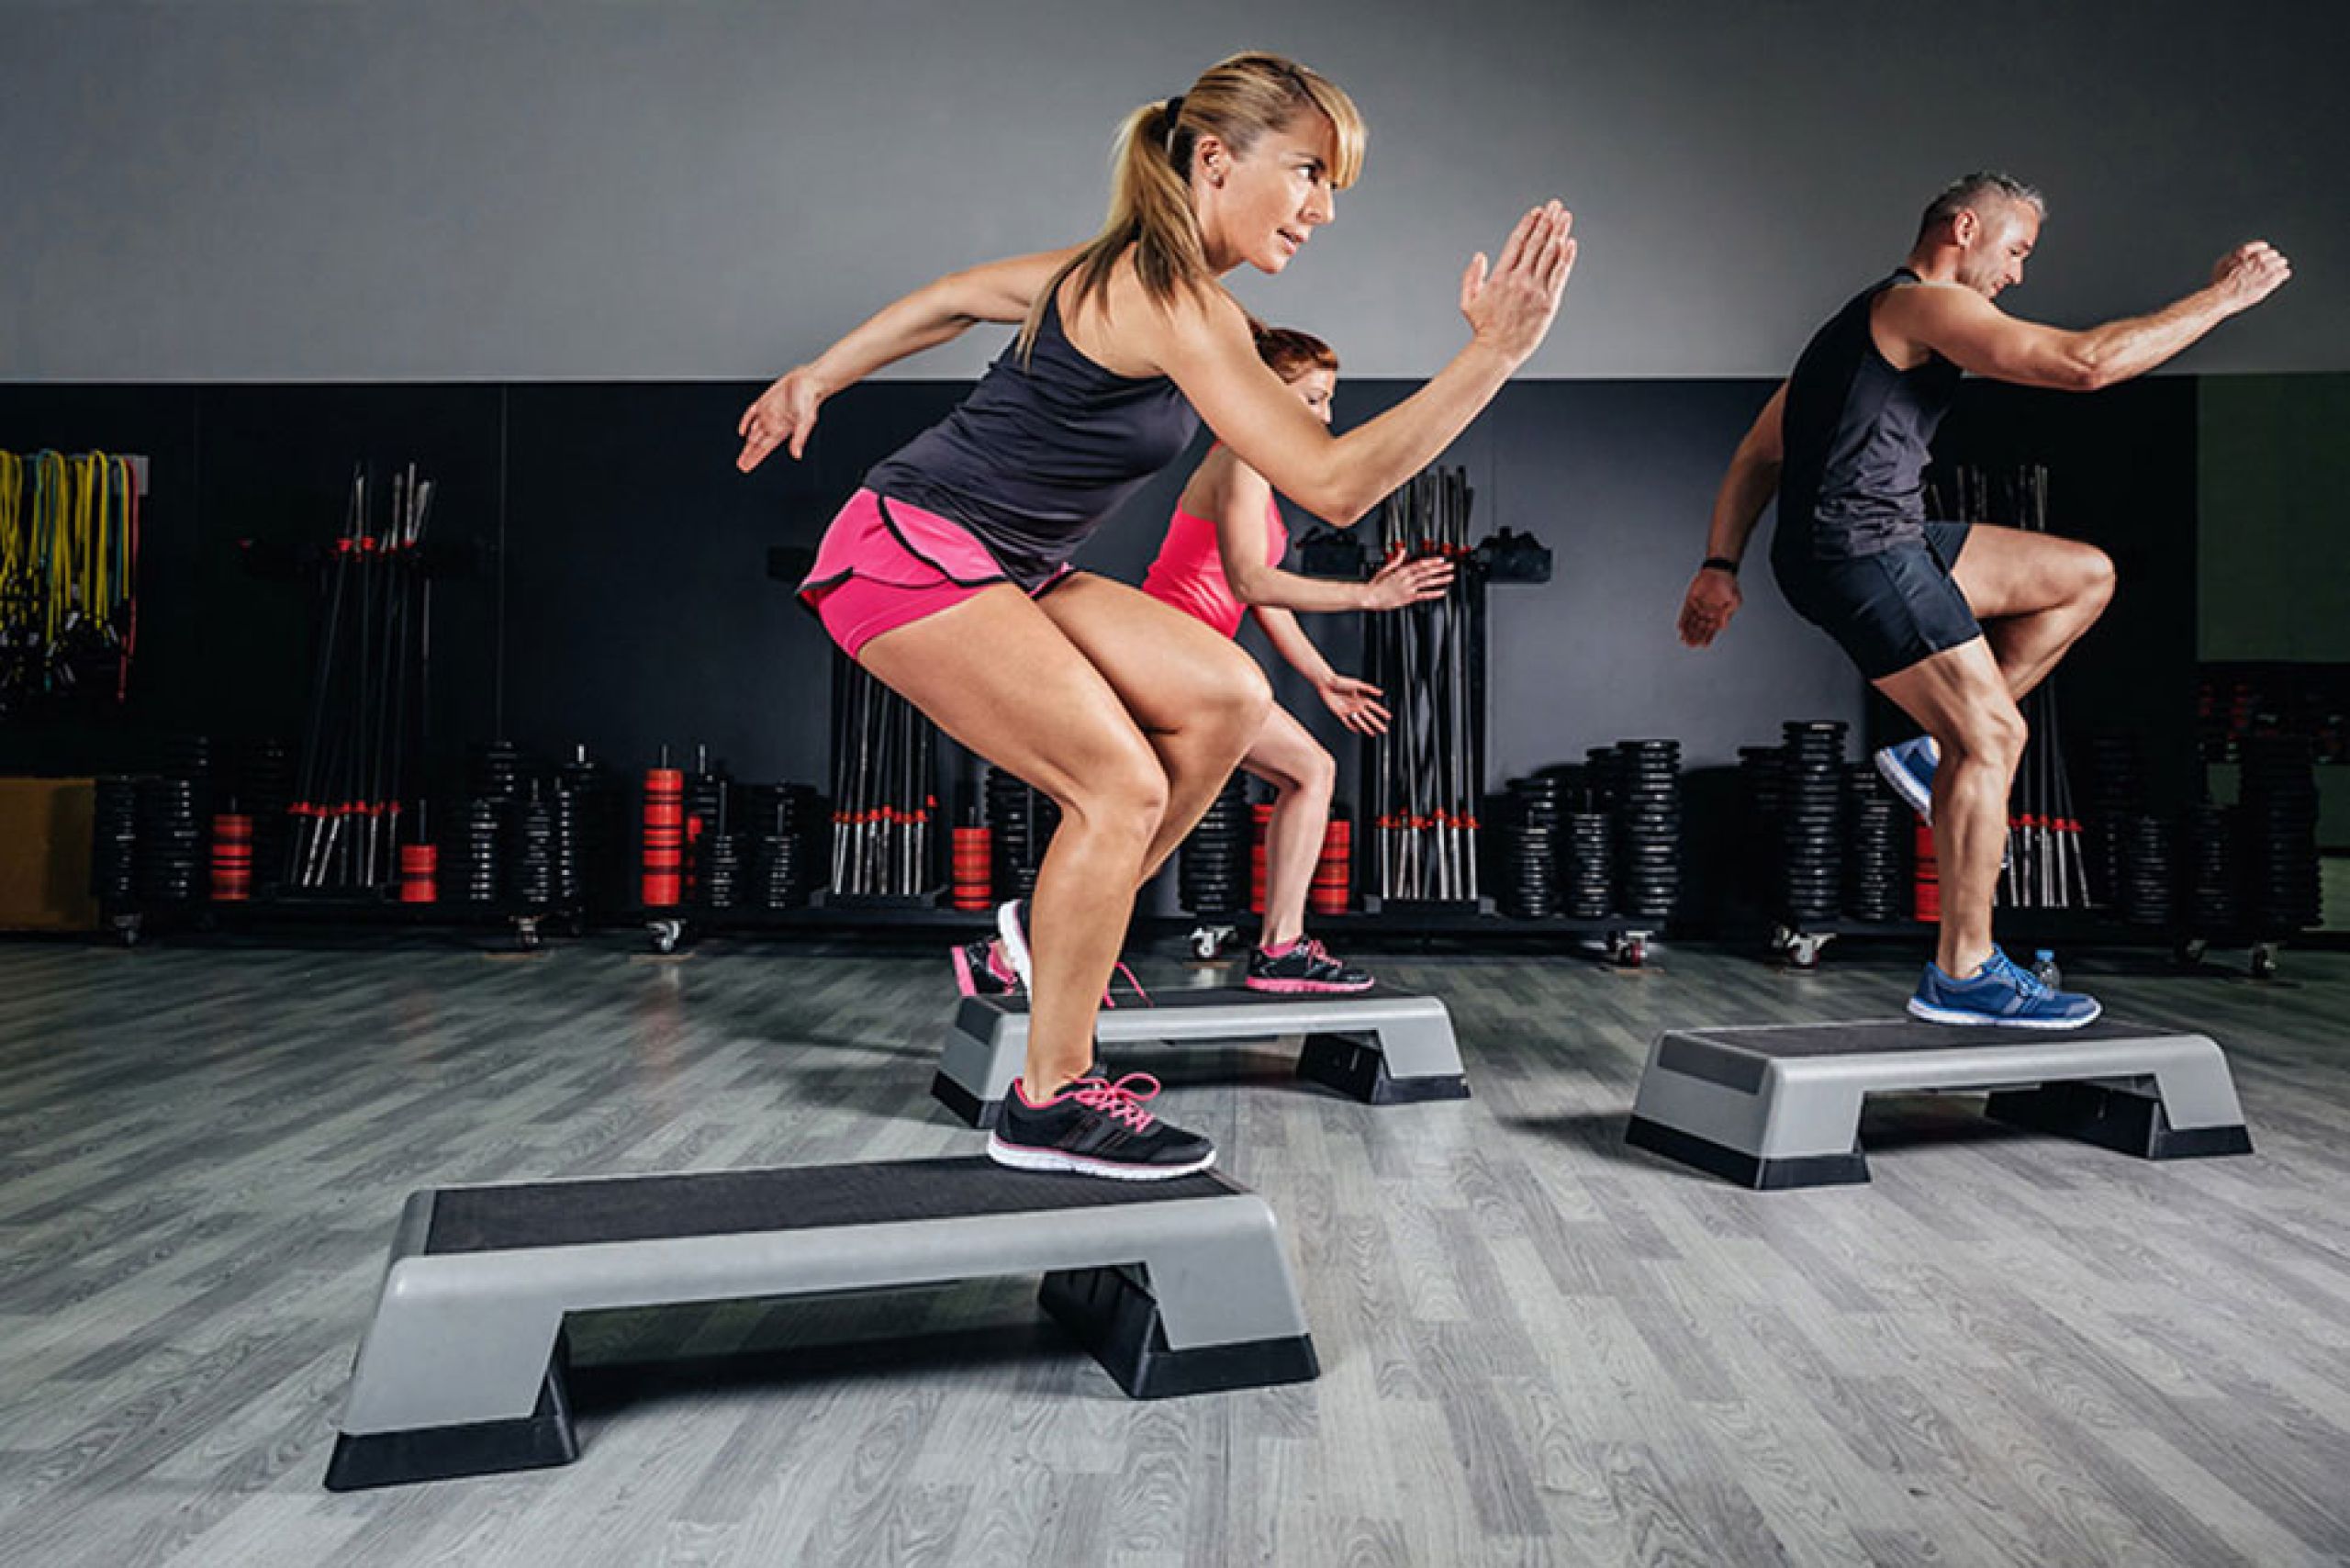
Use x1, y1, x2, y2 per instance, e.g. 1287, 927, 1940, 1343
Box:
1771, 521, 1978, 681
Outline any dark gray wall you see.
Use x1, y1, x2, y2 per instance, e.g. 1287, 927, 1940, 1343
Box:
6, 0, 2344, 380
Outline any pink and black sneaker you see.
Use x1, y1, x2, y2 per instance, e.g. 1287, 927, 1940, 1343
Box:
1244, 936, 1374, 994
986, 1073, 1215, 1180
950, 935, 1022, 998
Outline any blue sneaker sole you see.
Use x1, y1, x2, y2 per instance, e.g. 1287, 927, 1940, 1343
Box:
1905, 996, 2104, 1030
1874, 746, 1934, 823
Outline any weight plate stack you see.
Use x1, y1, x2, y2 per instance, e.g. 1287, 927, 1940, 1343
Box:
1778, 721, 1846, 924
235, 737, 294, 893
2181, 801, 2240, 935
91, 776, 140, 904
451, 796, 506, 905
1841, 762, 1908, 923
984, 766, 1058, 903
135, 774, 202, 905
1561, 807, 1613, 919
2084, 734, 2145, 909
90, 776, 141, 907
554, 746, 624, 911
468, 740, 525, 806
2238, 734, 2322, 935
503, 784, 555, 908
701, 831, 746, 912
1612, 738, 1682, 921
1179, 771, 1250, 917
685, 766, 731, 905
1737, 745, 1785, 915
755, 831, 807, 910
745, 782, 825, 905
2119, 812, 2175, 928
1500, 775, 1563, 918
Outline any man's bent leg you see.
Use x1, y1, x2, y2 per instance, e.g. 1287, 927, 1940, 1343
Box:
1872, 637, 2022, 980
1947, 523, 2116, 701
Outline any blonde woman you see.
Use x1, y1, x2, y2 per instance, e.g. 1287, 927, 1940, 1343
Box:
740, 52, 1574, 1178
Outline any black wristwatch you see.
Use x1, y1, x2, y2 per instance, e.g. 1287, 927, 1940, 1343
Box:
1701, 556, 1740, 576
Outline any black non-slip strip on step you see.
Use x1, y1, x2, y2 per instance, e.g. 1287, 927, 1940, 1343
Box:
424, 1158, 1241, 1255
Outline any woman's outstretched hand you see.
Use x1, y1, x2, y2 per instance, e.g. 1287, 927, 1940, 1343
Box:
1360, 551, 1455, 610
1460, 202, 1577, 366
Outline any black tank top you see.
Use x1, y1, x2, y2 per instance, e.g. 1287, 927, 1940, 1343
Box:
1774, 269, 1964, 561
863, 288, 1201, 590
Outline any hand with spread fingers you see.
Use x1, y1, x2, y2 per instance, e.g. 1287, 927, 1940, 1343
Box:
736, 366, 828, 472
1316, 673, 1392, 736
1460, 202, 1578, 365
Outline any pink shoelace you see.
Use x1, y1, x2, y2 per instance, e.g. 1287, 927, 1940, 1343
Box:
1102, 960, 1152, 1009
1067, 1072, 1164, 1131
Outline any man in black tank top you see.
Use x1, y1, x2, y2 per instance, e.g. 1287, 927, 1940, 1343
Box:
1675, 171, 2290, 1029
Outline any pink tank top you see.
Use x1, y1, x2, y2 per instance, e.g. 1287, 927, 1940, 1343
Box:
1139, 497, 1288, 640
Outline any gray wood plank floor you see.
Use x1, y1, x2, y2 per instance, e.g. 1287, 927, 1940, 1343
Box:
1, 933, 2346, 1567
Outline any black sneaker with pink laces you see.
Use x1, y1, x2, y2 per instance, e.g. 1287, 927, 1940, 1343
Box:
1244, 936, 1374, 994
986, 1073, 1215, 1180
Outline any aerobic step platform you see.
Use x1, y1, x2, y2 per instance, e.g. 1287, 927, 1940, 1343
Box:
1625, 1017, 2252, 1189
932, 984, 1470, 1127
326, 1157, 1316, 1490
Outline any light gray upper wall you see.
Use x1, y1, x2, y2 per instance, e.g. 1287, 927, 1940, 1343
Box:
5, 0, 2343, 381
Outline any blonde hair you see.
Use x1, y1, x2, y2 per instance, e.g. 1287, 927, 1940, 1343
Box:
1018, 52, 1366, 360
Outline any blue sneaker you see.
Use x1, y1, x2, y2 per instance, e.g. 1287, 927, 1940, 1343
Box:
1908, 946, 2102, 1030
1875, 735, 2010, 869
1874, 735, 1938, 823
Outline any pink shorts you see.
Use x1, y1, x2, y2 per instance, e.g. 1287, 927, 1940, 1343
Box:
799, 489, 1066, 658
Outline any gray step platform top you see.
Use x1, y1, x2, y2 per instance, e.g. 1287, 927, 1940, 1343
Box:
1657, 1016, 2191, 1089
1669, 1015, 2167, 1059
961, 983, 1444, 1039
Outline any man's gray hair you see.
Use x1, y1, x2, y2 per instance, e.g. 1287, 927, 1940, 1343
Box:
1919, 172, 2046, 240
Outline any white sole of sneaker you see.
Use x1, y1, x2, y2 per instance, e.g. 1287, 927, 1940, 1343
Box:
1874, 746, 1935, 824
995, 902, 1035, 990
1905, 997, 2103, 1030
984, 1137, 1215, 1181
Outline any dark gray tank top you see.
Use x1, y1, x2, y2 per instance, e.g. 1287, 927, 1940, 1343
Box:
864, 287, 1201, 590
1775, 269, 1964, 560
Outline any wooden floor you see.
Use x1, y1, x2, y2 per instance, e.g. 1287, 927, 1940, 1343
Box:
2, 931, 2347, 1567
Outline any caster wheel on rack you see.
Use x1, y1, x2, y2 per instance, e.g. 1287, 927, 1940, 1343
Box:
2173, 936, 2208, 969
1785, 932, 1832, 970
648, 917, 685, 955
1607, 930, 1649, 969
2250, 942, 2280, 981
1188, 924, 1237, 961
